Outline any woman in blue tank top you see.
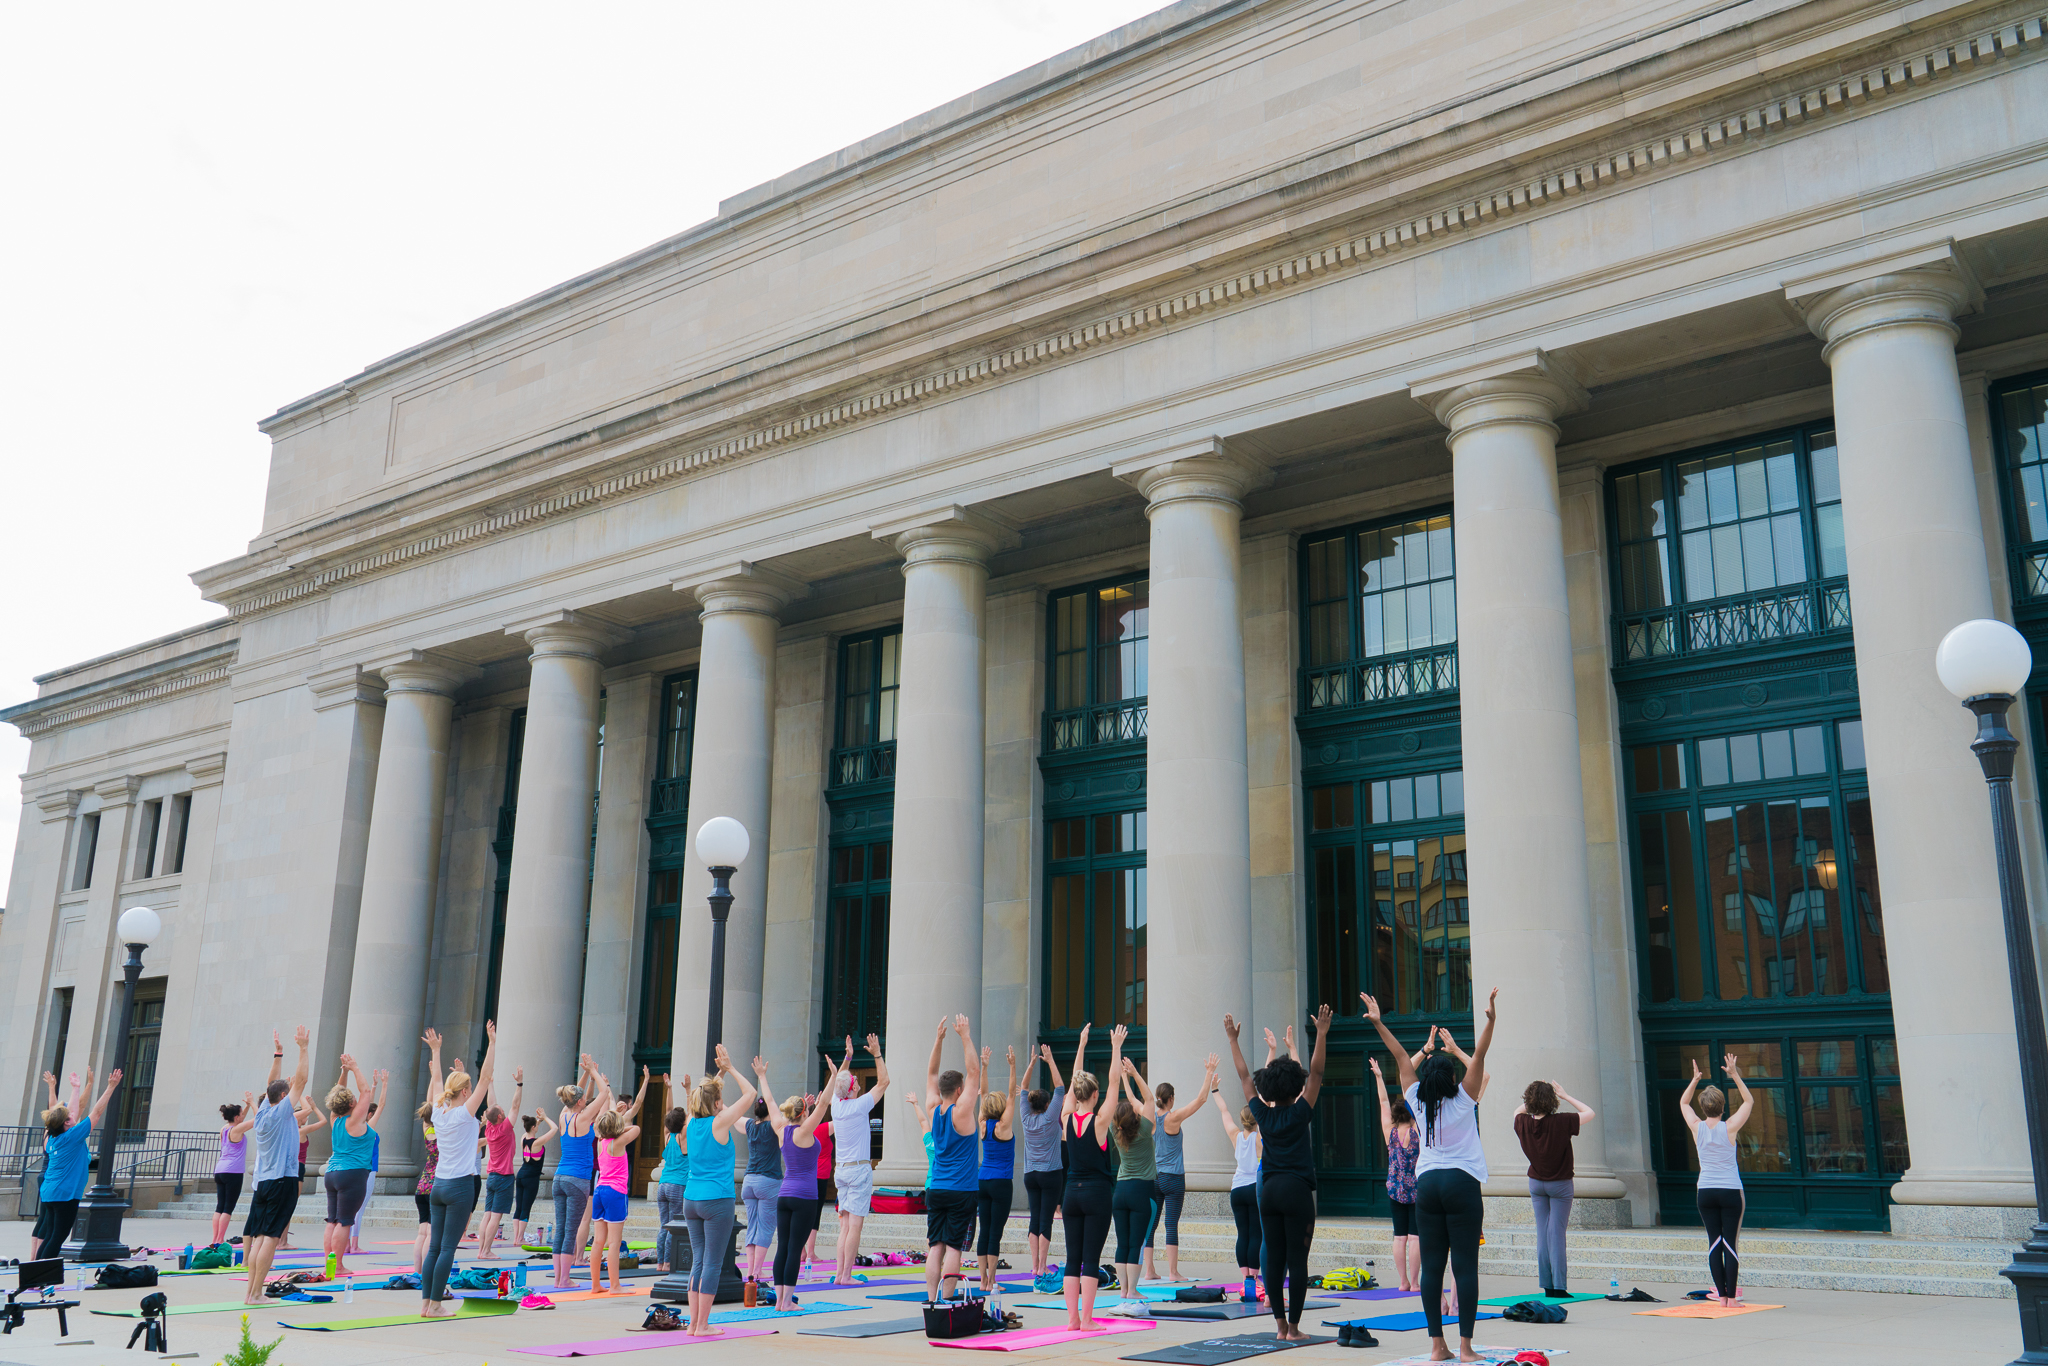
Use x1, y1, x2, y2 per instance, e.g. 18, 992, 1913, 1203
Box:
679, 1047, 757, 1337
974, 1045, 1018, 1298
551, 1058, 606, 1290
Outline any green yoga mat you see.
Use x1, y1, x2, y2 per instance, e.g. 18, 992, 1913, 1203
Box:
281, 1298, 519, 1331
95, 1302, 304, 1318
1477, 1292, 1606, 1306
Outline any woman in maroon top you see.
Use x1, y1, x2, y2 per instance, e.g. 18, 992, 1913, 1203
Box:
1512, 1080, 1596, 1297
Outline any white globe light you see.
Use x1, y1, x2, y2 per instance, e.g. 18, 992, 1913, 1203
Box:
1936, 619, 2033, 700
695, 816, 751, 869
117, 905, 161, 946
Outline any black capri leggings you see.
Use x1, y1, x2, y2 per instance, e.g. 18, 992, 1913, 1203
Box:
1229, 1182, 1262, 1270
1698, 1187, 1744, 1301
773, 1196, 823, 1288
514, 1163, 542, 1223
1417, 1167, 1484, 1340
1111, 1178, 1157, 1266
976, 1179, 1012, 1257
1025, 1169, 1065, 1239
1152, 1173, 1186, 1247
1061, 1180, 1112, 1281
214, 1171, 244, 1216
1258, 1173, 1316, 1325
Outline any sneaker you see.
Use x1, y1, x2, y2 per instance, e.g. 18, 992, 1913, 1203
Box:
519, 1293, 555, 1309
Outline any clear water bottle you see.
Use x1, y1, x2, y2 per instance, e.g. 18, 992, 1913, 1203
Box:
1610, 1277, 1621, 1298
343, 1277, 354, 1304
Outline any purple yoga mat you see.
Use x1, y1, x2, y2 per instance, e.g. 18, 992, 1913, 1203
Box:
515, 1326, 778, 1356
1327, 1287, 1419, 1301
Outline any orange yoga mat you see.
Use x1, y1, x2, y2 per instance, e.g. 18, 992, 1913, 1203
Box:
1635, 1302, 1782, 1319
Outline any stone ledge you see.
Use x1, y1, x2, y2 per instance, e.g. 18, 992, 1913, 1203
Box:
1890, 1203, 2038, 1242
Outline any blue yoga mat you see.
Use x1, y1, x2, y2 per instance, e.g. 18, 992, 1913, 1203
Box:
1324, 1310, 1502, 1332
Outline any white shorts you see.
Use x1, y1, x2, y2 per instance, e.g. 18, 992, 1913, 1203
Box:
835, 1161, 874, 1216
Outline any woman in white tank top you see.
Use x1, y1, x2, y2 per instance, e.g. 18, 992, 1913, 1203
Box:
1680, 1054, 1754, 1306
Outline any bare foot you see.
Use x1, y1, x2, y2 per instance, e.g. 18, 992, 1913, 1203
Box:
1427, 1343, 1453, 1363
1457, 1352, 1483, 1365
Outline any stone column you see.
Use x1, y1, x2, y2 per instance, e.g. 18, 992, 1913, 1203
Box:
873, 507, 1011, 1186
760, 634, 832, 1086
583, 672, 657, 1081
1789, 246, 2033, 1224
983, 587, 1045, 1066
1410, 353, 1623, 1205
341, 652, 473, 1172
1243, 529, 1308, 1048
497, 612, 627, 1092
669, 565, 801, 1077
1112, 441, 1266, 1192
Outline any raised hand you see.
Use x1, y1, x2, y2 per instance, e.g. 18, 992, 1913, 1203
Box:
485, 1020, 497, 1040
1110, 1024, 1128, 1047
1263, 1027, 1279, 1053
244, 1090, 257, 1111
1484, 987, 1498, 1024
1314, 1003, 1333, 1033
713, 1044, 732, 1072
422, 1028, 442, 1050
1369, 1057, 1383, 1078
273, 1030, 282, 1053
1722, 1052, 1740, 1078
1223, 1014, 1241, 1042
294, 1025, 310, 1048
513, 1066, 524, 1085
753, 1056, 768, 1077
953, 1014, 971, 1039
981, 1045, 992, 1069
1204, 1052, 1220, 1076
1006, 1045, 1016, 1067
936, 1018, 949, 1041
1359, 994, 1382, 1022
108, 1068, 123, 1085
867, 1034, 883, 1057
1284, 1024, 1297, 1053
1690, 1058, 1704, 1082
1040, 1044, 1054, 1064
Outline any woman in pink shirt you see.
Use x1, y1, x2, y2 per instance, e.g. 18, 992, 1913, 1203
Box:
588, 1074, 640, 1295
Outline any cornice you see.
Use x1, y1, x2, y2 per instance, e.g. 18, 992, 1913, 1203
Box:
197, 3, 2047, 624
0, 642, 239, 740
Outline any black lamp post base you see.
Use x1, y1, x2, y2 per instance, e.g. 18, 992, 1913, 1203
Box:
63, 1188, 133, 1264
2002, 1232, 2048, 1366
651, 1219, 745, 1305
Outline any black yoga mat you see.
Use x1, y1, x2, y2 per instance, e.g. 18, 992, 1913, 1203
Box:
1145, 1300, 1337, 1321
1121, 1333, 1337, 1363
798, 1316, 931, 1338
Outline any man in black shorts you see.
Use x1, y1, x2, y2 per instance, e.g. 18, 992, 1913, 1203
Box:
922, 1015, 983, 1303
242, 1026, 312, 1306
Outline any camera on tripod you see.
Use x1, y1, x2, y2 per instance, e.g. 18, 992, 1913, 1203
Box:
125, 1292, 169, 1353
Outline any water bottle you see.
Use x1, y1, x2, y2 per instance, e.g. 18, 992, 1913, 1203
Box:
1243, 1273, 1257, 1303
515, 1262, 527, 1292
181, 1243, 193, 1270
326, 1252, 338, 1279
743, 1279, 757, 1308
1610, 1277, 1621, 1299
343, 1277, 354, 1304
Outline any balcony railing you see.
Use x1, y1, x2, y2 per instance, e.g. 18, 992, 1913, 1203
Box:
1617, 577, 1851, 664
648, 775, 689, 821
1301, 644, 1458, 715
6, 1126, 220, 1219
1044, 698, 1148, 754
830, 740, 897, 789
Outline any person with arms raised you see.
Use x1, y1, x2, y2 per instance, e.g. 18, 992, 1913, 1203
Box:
1225, 1006, 1330, 1342
241, 1027, 312, 1306
922, 1015, 983, 1304
33, 1067, 120, 1262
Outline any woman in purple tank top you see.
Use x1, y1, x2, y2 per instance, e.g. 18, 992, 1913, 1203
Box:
764, 1050, 843, 1310
212, 1102, 257, 1245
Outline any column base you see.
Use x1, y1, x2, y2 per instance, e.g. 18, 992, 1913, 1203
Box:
1891, 1175, 2036, 1209
1892, 1204, 2042, 1241
1475, 1192, 1634, 1229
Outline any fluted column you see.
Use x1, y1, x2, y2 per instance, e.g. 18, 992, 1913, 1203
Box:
342, 651, 474, 1172
668, 564, 802, 1077
497, 611, 628, 1091
873, 506, 1010, 1185
1411, 353, 1623, 1203
1789, 246, 2032, 1216
1113, 440, 1266, 1192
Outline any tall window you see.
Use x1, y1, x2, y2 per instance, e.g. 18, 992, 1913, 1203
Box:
823, 839, 892, 1045
1997, 374, 2048, 598
833, 628, 901, 787
651, 674, 696, 820
73, 812, 100, 890
164, 794, 191, 876
1300, 513, 1456, 712
639, 868, 682, 1056
638, 673, 699, 1077
1046, 578, 1148, 752
1043, 809, 1147, 1050
1611, 426, 1848, 662
118, 978, 167, 1130
481, 709, 526, 1034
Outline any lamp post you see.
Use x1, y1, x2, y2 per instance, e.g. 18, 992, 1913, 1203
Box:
652, 817, 751, 1308
67, 905, 160, 1263
1936, 618, 2048, 1365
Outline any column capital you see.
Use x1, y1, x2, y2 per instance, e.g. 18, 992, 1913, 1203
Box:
1409, 349, 1588, 439
307, 663, 387, 713
870, 505, 1020, 570
1112, 438, 1271, 513
92, 775, 141, 808
1784, 239, 1982, 360
672, 561, 808, 619
366, 649, 480, 698
34, 788, 83, 823
185, 753, 229, 789
503, 609, 633, 660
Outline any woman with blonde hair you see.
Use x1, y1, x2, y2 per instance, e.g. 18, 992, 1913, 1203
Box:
680, 1046, 757, 1336
588, 1074, 639, 1295
763, 1048, 839, 1310
1059, 1023, 1120, 1331
419, 1021, 496, 1318
320, 1055, 387, 1278
550, 1056, 605, 1289
975, 1045, 1018, 1300
1681, 1054, 1753, 1306
1212, 1088, 1261, 1290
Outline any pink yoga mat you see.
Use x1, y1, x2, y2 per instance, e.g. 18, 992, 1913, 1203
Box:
931, 1319, 1157, 1351
515, 1326, 778, 1355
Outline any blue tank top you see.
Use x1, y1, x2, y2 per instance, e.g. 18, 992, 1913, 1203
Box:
558, 1129, 596, 1180
685, 1116, 735, 1200
929, 1104, 979, 1192
328, 1119, 375, 1172
978, 1117, 1014, 1181
1155, 1115, 1185, 1175
659, 1134, 688, 1186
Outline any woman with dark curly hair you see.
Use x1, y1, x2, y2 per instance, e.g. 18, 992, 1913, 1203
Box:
1223, 1003, 1331, 1343
1514, 1076, 1595, 1296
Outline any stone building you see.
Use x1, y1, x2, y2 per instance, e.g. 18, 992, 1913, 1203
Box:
6, 0, 2048, 1239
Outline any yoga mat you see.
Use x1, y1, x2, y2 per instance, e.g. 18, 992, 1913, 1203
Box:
94, 1302, 317, 1318
1121, 1333, 1337, 1363
1634, 1302, 1781, 1318
931, 1318, 1158, 1351
1326, 1288, 1416, 1301
515, 1326, 778, 1355
544, 1286, 652, 1302
1150, 1301, 1338, 1321
685, 1299, 861, 1323
1374, 1352, 1569, 1366
799, 1317, 931, 1338
282, 1298, 520, 1330
1479, 1292, 1606, 1307
800, 1278, 921, 1289
1323, 1311, 1502, 1332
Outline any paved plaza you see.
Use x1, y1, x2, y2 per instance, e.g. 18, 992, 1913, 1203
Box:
0, 1215, 2018, 1366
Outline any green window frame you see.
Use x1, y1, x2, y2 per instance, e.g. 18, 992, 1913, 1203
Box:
117, 977, 168, 1131
481, 708, 527, 1034
1994, 371, 2048, 599
1041, 806, 1147, 1071
832, 628, 901, 789
1299, 511, 1457, 714
651, 673, 697, 820
1045, 576, 1148, 753
822, 837, 892, 1052
1609, 425, 1849, 664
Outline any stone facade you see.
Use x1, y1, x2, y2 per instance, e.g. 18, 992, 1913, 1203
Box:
7, 0, 2048, 1233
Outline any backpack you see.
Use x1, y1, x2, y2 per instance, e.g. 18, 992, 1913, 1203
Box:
191, 1243, 234, 1270
1175, 1286, 1225, 1303
1503, 1299, 1568, 1324
1317, 1267, 1373, 1291
93, 1264, 159, 1289
447, 1267, 500, 1290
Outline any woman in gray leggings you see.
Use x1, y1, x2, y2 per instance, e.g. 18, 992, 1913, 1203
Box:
1511, 1079, 1596, 1296
551, 1057, 606, 1288
679, 1047, 756, 1336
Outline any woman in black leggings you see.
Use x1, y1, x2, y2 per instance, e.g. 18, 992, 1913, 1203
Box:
1223, 1005, 1330, 1342
1212, 1088, 1262, 1285
1682, 1053, 1753, 1305
1364, 988, 1497, 1362
1060, 1023, 1121, 1330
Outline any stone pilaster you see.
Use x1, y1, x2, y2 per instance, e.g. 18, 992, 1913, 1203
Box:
1788, 244, 2033, 1219
62, 776, 141, 1096
583, 672, 658, 1081
983, 586, 1045, 1068
1411, 352, 1623, 1205
0, 789, 84, 1124
145, 754, 228, 1129
1243, 529, 1306, 1048
761, 633, 832, 1086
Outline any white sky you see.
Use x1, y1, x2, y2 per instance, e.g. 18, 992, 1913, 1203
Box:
0, 0, 1169, 887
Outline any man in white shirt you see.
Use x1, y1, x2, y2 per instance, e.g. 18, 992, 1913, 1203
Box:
829, 1034, 889, 1287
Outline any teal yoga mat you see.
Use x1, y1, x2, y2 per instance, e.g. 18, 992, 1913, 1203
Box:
1478, 1292, 1605, 1306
